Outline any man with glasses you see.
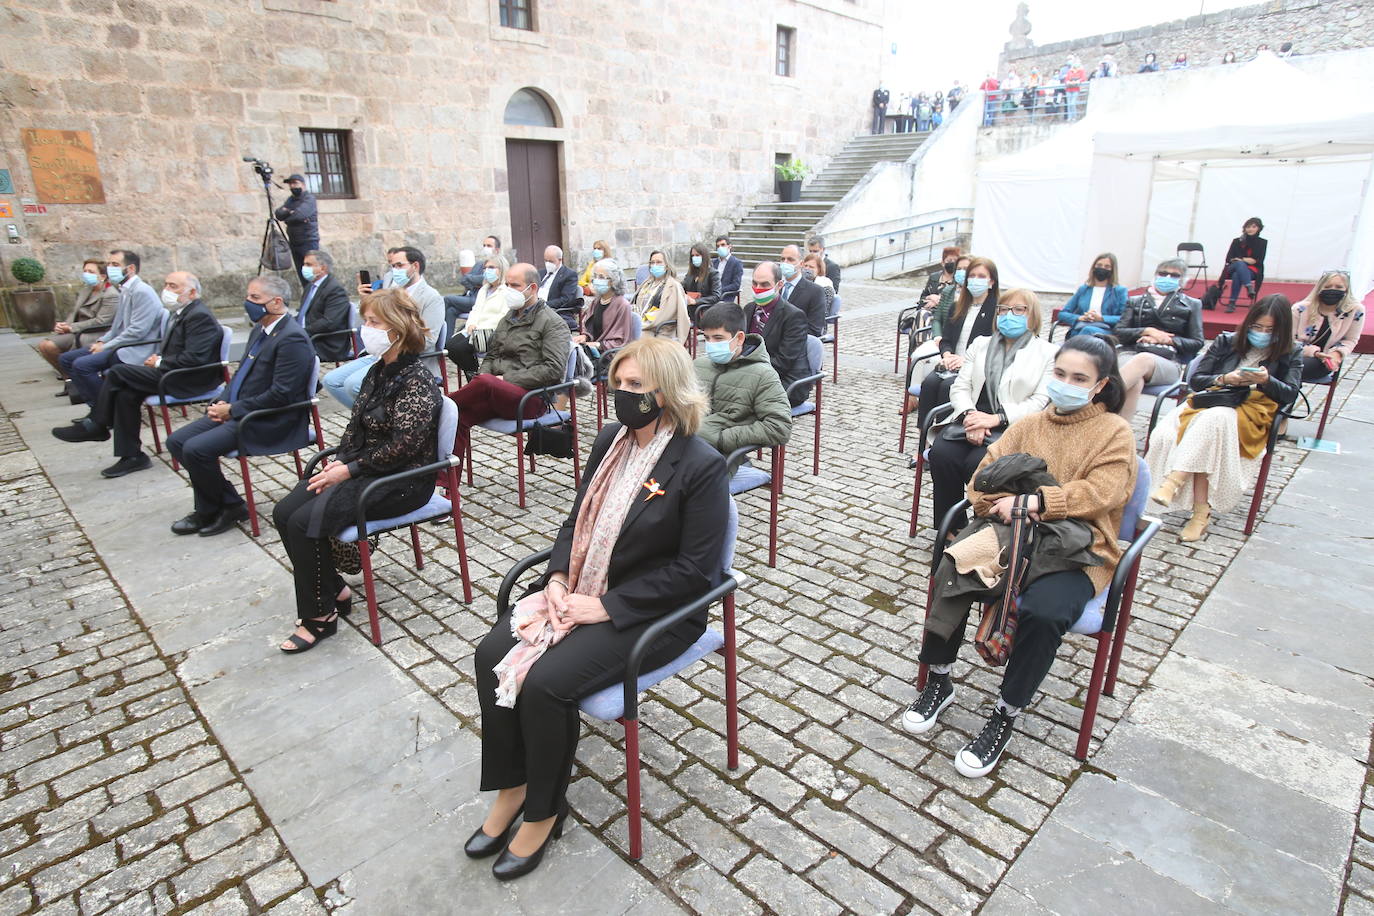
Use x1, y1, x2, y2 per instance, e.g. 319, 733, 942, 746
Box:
1114, 258, 1204, 418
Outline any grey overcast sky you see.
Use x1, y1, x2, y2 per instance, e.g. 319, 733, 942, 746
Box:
880, 0, 1262, 92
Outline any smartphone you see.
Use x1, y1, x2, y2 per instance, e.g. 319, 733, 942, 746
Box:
1240, 367, 1262, 373
358, 269, 371, 287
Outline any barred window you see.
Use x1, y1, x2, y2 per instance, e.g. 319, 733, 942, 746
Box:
299, 128, 355, 199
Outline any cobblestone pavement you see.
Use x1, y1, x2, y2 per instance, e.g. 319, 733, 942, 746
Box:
0, 409, 323, 915
3, 278, 1368, 915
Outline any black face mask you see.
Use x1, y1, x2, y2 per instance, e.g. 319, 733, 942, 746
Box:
290, 187, 303, 198
614, 389, 663, 430
943, 261, 956, 274
1318, 288, 1345, 306
1092, 266, 1111, 281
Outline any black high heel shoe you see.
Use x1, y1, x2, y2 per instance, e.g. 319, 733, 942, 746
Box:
491, 802, 570, 881
279, 614, 338, 654
464, 803, 524, 859
336, 590, 352, 617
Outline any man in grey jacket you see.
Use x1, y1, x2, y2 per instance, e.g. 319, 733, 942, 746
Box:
693, 302, 791, 457
60, 250, 163, 406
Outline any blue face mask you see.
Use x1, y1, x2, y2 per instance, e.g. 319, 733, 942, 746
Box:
300, 265, 315, 283
704, 340, 735, 364
691, 255, 703, 267
81, 271, 100, 286
591, 278, 610, 295
483, 267, 499, 285
997, 313, 1028, 339
953, 269, 967, 286
1247, 329, 1272, 349
1047, 378, 1095, 412
592, 249, 604, 260
243, 298, 268, 322
389, 266, 410, 287
966, 277, 990, 297
649, 264, 666, 279
716, 246, 730, 259
1154, 275, 1180, 294
779, 261, 797, 280
106, 265, 125, 285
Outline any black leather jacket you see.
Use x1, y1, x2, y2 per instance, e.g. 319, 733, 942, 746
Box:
1114, 291, 1204, 363
1190, 332, 1302, 408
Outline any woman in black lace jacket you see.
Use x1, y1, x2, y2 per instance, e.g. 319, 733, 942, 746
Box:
273, 287, 441, 653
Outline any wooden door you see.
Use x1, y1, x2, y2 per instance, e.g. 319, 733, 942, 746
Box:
505, 139, 563, 264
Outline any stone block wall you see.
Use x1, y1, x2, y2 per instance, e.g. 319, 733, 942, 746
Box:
0, 0, 883, 300
999, 0, 1369, 77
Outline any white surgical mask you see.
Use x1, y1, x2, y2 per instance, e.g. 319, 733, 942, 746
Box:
504, 286, 529, 310
359, 325, 394, 357
544, 261, 557, 274
481, 246, 494, 257
160, 288, 182, 308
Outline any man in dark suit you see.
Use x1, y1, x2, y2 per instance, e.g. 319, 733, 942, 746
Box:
742, 262, 812, 407
53, 271, 223, 478
779, 244, 827, 337
712, 236, 744, 304
274, 174, 319, 282
806, 236, 842, 293
872, 84, 890, 134
299, 249, 353, 361
166, 275, 314, 537
538, 244, 581, 330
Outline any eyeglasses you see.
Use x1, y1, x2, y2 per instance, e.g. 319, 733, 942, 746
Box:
1326, 267, 1352, 277
995, 305, 1030, 316
1156, 271, 1183, 279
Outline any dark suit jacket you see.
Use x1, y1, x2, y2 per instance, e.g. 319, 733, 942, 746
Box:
744, 297, 811, 402
227, 316, 315, 454
547, 425, 729, 632
540, 265, 581, 316
301, 274, 354, 361
939, 294, 999, 356
824, 256, 842, 292
784, 276, 827, 337
713, 255, 744, 303
158, 299, 224, 398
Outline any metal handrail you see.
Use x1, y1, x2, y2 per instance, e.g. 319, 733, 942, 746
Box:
828, 211, 973, 281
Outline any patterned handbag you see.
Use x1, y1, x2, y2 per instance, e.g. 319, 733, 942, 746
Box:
974, 494, 1036, 666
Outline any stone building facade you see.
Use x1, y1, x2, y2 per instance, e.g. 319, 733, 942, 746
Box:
1000, 0, 1372, 78
0, 0, 882, 300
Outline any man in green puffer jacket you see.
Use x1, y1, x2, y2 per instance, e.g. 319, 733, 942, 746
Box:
694, 302, 792, 458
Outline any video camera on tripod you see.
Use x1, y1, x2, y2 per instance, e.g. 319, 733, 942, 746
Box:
243, 155, 292, 275
242, 156, 275, 186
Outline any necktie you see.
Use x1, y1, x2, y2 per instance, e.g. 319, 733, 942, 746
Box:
301, 282, 317, 322
226, 329, 266, 403
160, 310, 180, 351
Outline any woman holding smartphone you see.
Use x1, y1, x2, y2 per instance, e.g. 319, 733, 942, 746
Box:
1146, 295, 1301, 542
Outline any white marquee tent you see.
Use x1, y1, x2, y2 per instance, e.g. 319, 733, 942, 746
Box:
974, 54, 1374, 298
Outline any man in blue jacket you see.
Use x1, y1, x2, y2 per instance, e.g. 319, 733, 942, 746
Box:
167, 275, 314, 537
712, 236, 744, 304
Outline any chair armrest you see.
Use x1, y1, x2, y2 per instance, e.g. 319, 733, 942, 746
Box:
785, 372, 825, 400
724, 443, 775, 476
825, 314, 840, 326
1146, 381, 1186, 438
1099, 518, 1161, 632
496, 548, 556, 618
622, 575, 739, 722
302, 446, 341, 479
235, 398, 320, 452
309, 327, 359, 342
155, 362, 230, 400
105, 336, 163, 355
932, 498, 972, 571
918, 402, 957, 456
515, 380, 575, 424
353, 455, 462, 543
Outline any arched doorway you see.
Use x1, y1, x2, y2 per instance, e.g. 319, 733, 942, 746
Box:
503, 88, 563, 264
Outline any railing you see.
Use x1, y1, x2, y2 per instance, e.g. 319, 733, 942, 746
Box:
979, 83, 1091, 126
825, 210, 974, 281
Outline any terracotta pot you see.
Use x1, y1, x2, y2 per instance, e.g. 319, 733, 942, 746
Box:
11, 288, 57, 333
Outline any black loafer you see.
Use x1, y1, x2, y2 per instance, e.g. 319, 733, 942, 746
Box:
101, 454, 152, 478
171, 513, 211, 535
52, 422, 109, 443
198, 504, 249, 537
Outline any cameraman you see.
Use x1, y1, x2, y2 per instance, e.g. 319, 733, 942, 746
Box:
274, 173, 319, 282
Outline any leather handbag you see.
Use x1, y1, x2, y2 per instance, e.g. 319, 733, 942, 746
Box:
940, 421, 1003, 446
1188, 385, 1250, 410
975, 494, 1035, 666
524, 400, 574, 459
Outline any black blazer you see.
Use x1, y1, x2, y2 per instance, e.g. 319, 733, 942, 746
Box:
540, 265, 581, 316
1223, 235, 1268, 287
273, 191, 319, 248
785, 276, 827, 337
743, 297, 811, 401
547, 425, 729, 632
1190, 332, 1302, 408
939, 293, 998, 356
302, 274, 354, 361
227, 316, 316, 454
1115, 291, 1205, 364
682, 267, 720, 313
824, 256, 842, 292
158, 299, 224, 398
713, 255, 744, 303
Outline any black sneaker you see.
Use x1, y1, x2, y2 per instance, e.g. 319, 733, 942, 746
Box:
101, 454, 152, 478
901, 673, 954, 735
954, 707, 1016, 778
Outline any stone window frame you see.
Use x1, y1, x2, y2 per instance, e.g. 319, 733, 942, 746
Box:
498, 0, 535, 31
488, 0, 548, 47
776, 25, 797, 78
299, 128, 357, 199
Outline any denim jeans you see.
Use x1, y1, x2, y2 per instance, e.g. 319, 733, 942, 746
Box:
321, 356, 377, 409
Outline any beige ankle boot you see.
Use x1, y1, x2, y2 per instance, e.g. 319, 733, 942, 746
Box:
1150, 471, 1188, 507
1179, 503, 1211, 542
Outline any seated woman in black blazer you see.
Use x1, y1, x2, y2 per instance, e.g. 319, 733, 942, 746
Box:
1218, 217, 1267, 313
469, 336, 729, 880
273, 288, 440, 653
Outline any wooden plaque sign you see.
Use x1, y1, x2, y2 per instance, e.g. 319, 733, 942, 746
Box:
21, 129, 105, 204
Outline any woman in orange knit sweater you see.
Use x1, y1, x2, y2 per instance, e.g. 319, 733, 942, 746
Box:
903, 335, 1137, 778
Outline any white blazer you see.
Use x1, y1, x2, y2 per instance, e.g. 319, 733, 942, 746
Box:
949, 335, 1057, 423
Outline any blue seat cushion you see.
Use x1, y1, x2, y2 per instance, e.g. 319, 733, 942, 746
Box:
1309, 373, 1336, 385
479, 411, 564, 435
791, 402, 815, 418
1069, 587, 1107, 635
579, 628, 725, 721
908, 384, 921, 397
729, 463, 771, 495
335, 493, 452, 542
144, 385, 225, 406
820, 333, 835, 344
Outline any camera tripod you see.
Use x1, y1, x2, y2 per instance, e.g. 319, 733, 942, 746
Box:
245, 157, 291, 276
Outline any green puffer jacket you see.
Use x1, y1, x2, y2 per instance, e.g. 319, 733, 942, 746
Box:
480, 300, 571, 390
694, 335, 792, 455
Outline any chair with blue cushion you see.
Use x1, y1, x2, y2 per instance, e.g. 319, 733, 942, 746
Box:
145, 325, 233, 463
416, 321, 451, 395
788, 336, 826, 477
466, 344, 581, 509
225, 356, 326, 537
1305, 365, 1340, 441
309, 302, 362, 366
894, 303, 932, 373
1143, 352, 1204, 456
494, 499, 741, 860
821, 294, 842, 383
726, 445, 783, 567
915, 456, 1159, 760
897, 316, 939, 453
594, 313, 644, 430
305, 397, 472, 645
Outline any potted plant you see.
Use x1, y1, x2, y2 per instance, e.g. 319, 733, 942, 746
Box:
774, 158, 810, 202
8, 257, 57, 332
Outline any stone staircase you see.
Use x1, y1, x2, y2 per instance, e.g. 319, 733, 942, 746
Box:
729, 132, 930, 266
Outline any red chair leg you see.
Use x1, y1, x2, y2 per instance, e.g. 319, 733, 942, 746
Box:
410, 524, 423, 568
908, 451, 925, 538
449, 468, 473, 604
811, 381, 822, 477
767, 448, 781, 568
311, 405, 325, 449
359, 539, 382, 645
570, 396, 582, 487
1317, 379, 1337, 440
723, 592, 739, 770
238, 456, 260, 537
831, 329, 838, 385
1076, 633, 1111, 760
514, 432, 527, 509
464, 436, 474, 486
894, 331, 902, 373
292, 451, 303, 478
162, 405, 179, 467
623, 718, 643, 860
1104, 566, 1139, 697
146, 405, 163, 455
898, 392, 910, 453
1244, 450, 1275, 536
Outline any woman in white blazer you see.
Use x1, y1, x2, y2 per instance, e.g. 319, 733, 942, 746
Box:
928, 288, 1057, 532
